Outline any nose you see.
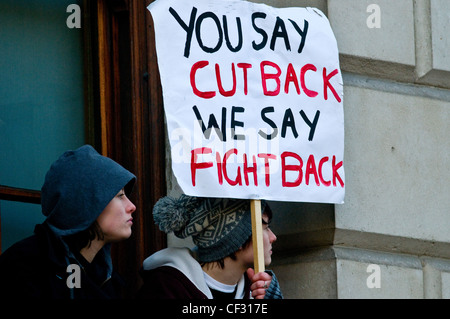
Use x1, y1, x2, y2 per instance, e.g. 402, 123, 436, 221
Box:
126, 197, 136, 214
269, 228, 277, 243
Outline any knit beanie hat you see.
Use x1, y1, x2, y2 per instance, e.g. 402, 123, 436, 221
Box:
153, 195, 266, 263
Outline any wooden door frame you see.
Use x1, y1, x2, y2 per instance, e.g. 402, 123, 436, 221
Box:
0, 0, 166, 295
90, 0, 167, 296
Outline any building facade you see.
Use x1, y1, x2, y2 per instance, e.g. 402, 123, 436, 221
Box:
1, 0, 449, 298
244, 0, 450, 298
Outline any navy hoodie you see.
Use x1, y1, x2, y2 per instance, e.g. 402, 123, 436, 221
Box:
0, 145, 136, 299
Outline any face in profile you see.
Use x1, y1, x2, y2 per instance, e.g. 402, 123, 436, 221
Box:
96, 189, 136, 243
237, 211, 277, 268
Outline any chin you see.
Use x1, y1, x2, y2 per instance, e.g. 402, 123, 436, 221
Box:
123, 232, 132, 240
111, 232, 132, 242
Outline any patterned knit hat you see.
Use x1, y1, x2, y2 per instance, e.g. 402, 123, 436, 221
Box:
153, 195, 266, 263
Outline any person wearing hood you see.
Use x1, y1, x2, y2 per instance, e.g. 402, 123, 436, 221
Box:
0, 145, 136, 299
137, 195, 283, 299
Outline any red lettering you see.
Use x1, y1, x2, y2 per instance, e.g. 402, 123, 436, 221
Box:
323, 68, 341, 103
190, 61, 216, 99
215, 63, 236, 97
281, 152, 303, 187
223, 149, 242, 186
237, 63, 252, 95
257, 153, 276, 186
192, 60, 341, 102
301, 64, 319, 98
191, 148, 343, 189
318, 156, 331, 186
216, 152, 223, 185
284, 63, 300, 94
243, 153, 258, 186
191, 147, 213, 186
305, 154, 320, 186
332, 155, 344, 187
260, 61, 281, 96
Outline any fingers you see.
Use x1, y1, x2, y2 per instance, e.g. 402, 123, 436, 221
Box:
246, 268, 255, 280
250, 279, 271, 291
249, 269, 272, 282
247, 268, 273, 299
252, 288, 267, 299
250, 280, 271, 299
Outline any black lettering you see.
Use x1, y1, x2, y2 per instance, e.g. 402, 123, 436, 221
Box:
288, 19, 309, 53
192, 105, 227, 141
196, 12, 223, 53
259, 107, 278, 140
231, 106, 245, 140
270, 17, 291, 51
169, 7, 197, 58
251, 12, 268, 51
281, 108, 298, 138
223, 16, 243, 52
300, 110, 320, 141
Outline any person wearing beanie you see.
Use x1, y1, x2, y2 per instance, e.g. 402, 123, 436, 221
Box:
137, 195, 283, 299
0, 145, 136, 299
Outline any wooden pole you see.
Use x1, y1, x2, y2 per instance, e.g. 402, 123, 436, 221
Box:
250, 199, 265, 273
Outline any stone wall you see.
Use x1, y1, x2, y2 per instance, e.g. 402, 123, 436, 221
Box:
259, 0, 450, 299
166, 0, 450, 298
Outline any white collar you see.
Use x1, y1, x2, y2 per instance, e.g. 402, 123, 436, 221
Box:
203, 271, 237, 293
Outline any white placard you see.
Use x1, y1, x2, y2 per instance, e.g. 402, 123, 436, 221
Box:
148, 0, 345, 203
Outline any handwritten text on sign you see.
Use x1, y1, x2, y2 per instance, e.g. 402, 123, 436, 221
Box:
148, 0, 345, 203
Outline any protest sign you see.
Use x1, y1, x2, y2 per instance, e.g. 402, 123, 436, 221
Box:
148, 0, 345, 204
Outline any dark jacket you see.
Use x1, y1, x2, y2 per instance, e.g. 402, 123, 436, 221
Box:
138, 266, 247, 299
0, 223, 125, 299
137, 247, 251, 299
136, 247, 283, 299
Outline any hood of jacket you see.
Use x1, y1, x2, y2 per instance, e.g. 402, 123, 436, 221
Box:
142, 247, 247, 299
41, 144, 136, 237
